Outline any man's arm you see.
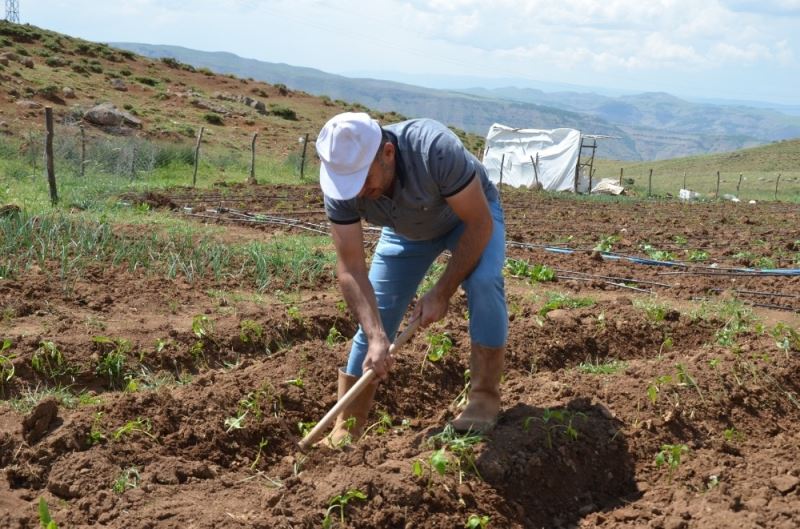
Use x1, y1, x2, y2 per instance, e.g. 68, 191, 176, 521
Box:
330, 222, 393, 378
412, 176, 493, 326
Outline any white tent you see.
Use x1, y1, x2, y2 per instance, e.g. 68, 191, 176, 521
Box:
483, 124, 590, 192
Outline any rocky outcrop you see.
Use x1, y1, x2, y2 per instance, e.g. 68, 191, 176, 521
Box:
83, 102, 141, 128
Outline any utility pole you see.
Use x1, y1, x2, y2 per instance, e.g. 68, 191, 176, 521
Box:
5, 0, 20, 23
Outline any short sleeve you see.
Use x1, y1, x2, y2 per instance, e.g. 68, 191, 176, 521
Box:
427, 128, 476, 198
324, 195, 361, 225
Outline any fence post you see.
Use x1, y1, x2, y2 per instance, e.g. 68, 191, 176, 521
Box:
44, 107, 58, 205
736, 173, 743, 196
648, 168, 653, 197
683, 170, 686, 190
80, 125, 86, 177
715, 171, 720, 199
530, 154, 540, 187
192, 126, 204, 187
775, 173, 781, 200
129, 145, 136, 180
248, 132, 258, 184
299, 133, 309, 180
619, 167, 623, 186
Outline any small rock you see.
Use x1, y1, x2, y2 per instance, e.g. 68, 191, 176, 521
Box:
771, 474, 799, 494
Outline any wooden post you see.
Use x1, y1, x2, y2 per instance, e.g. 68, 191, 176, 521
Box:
79, 125, 86, 177
648, 168, 653, 197
619, 167, 623, 186
573, 159, 579, 193
248, 132, 258, 184
129, 145, 136, 180
715, 171, 720, 199
736, 173, 743, 196
775, 173, 781, 200
44, 107, 58, 205
589, 167, 595, 192
192, 126, 204, 187
530, 154, 540, 187
498, 153, 505, 198
683, 170, 686, 190
299, 133, 309, 180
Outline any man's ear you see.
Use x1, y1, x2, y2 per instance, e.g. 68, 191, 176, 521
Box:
382, 141, 395, 160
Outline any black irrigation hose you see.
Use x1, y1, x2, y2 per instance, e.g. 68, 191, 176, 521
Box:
556, 274, 651, 293
708, 288, 800, 299
552, 268, 673, 288
692, 296, 799, 313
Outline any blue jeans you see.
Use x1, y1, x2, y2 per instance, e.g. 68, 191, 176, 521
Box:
346, 200, 507, 376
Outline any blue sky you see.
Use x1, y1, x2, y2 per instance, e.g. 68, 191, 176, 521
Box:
20, 0, 800, 105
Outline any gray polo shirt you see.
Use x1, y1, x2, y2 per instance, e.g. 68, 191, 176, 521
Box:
324, 119, 498, 241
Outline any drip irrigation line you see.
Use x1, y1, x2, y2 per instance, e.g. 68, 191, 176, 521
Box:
692, 297, 799, 313
552, 268, 673, 288
557, 274, 651, 293
184, 212, 330, 236
708, 288, 800, 299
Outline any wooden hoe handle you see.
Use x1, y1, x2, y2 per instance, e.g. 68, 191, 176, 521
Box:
297, 318, 421, 450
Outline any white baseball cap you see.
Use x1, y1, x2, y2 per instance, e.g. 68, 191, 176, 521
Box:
316, 112, 382, 200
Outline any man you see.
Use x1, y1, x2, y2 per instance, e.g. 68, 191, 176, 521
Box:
316, 112, 507, 446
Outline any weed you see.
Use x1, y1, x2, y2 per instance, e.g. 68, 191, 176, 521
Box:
577, 357, 627, 375
361, 410, 394, 438
539, 292, 595, 316
641, 243, 675, 261
688, 249, 709, 262
325, 325, 347, 347
224, 411, 248, 433
31, 341, 75, 379
297, 420, 317, 438
204, 113, 224, 126
322, 489, 367, 529
465, 514, 491, 529
250, 437, 269, 470
113, 417, 158, 443
239, 319, 263, 344
38, 497, 59, 529
427, 424, 484, 483
723, 427, 744, 443
0, 339, 15, 393
655, 444, 689, 482
772, 323, 800, 357
285, 371, 305, 388
112, 466, 141, 493
673, 235, 688, 246
87, 412, 106, 445
286, 305, 304, 324
92, 336, 130, 387
675, 363, 706, 404
633, 298, 672, 322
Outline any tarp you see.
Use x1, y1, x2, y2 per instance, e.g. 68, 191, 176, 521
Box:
483, 124, 586, 192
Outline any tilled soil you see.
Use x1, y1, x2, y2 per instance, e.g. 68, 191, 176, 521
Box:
1, 185, 798, 529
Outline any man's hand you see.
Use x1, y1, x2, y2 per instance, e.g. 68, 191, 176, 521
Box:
362, 333, 393, 381
411, 287, 450, 328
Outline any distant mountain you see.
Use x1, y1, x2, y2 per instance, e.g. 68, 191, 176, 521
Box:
112, 43, 798, 161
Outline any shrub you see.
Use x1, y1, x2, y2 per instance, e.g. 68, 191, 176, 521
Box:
204, 113, 224, 125
135, 76, 158, 87
160, 57, 181, 69
269, 104, 297, 121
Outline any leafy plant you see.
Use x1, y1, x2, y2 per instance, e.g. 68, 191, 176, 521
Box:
594, 234, 620, 253
641, 243, 675, 261
297, 421, 316, 438
523, 408, 586, 449
0, 339, 16, 391
465, 514, 490, 529
239, 319, 263, 344
38, 497, 59, 529
504, 258, 555, 283
655, 444, 689, 482
31, 341, 75, 379
426, 424, 484, 483
425, 332, 453, 362
412, 447, 450, 488
112, 466, 141, 493
538, 293, 595, 316
87, 412, 106, 445
688, 249, 709, 262
322, 489, 367, 529
113, 417, 158, 443
325, 325, 347, 347
92, 336, 131, 387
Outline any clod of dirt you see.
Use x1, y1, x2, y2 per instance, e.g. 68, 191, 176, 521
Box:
771, 475, 800, 495
22, 398, 58, 444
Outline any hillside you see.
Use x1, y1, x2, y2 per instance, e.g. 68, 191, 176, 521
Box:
112, 43, 798, 161
0, 22, 486, 163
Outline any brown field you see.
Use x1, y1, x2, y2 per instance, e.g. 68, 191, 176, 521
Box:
1, 185, 798, 529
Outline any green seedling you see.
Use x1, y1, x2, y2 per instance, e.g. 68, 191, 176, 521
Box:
322, 489, 367, 529
723, 427, 744, 443
361, 410, 394, 438
112, 466, 141, 493
190, 314, 216, 366
577, 357, 627, 375
688, 249, 709, 262
224, 410, 248, 433
239, 319, 263, 343
0, 339, 16, 392
297, 421, 317, 438
38, 497, 59, 529
641, 243, 675, 261
675, 363, 706, 404
425, 332, 453, 362
335, 300, 348, 315
250, 438, 269, 470
524, 408, 586, 449
31, 341, 75, 379
412, 447, 450, 488
286, 305, 304, 324
427, 425, 484, 482
285, 375, 305, 388
325, 325, 347, 347
772, 323, 800, 357
465, 514, 490, 529
87, 412, 106, 445
504, 258, 555, 283
113, 417, 158, 443
655, 444, 689, 482
673, 235, 688, 246
538, 292, 595, 317
594, 234, 620, 253
93, 338, 130, 387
